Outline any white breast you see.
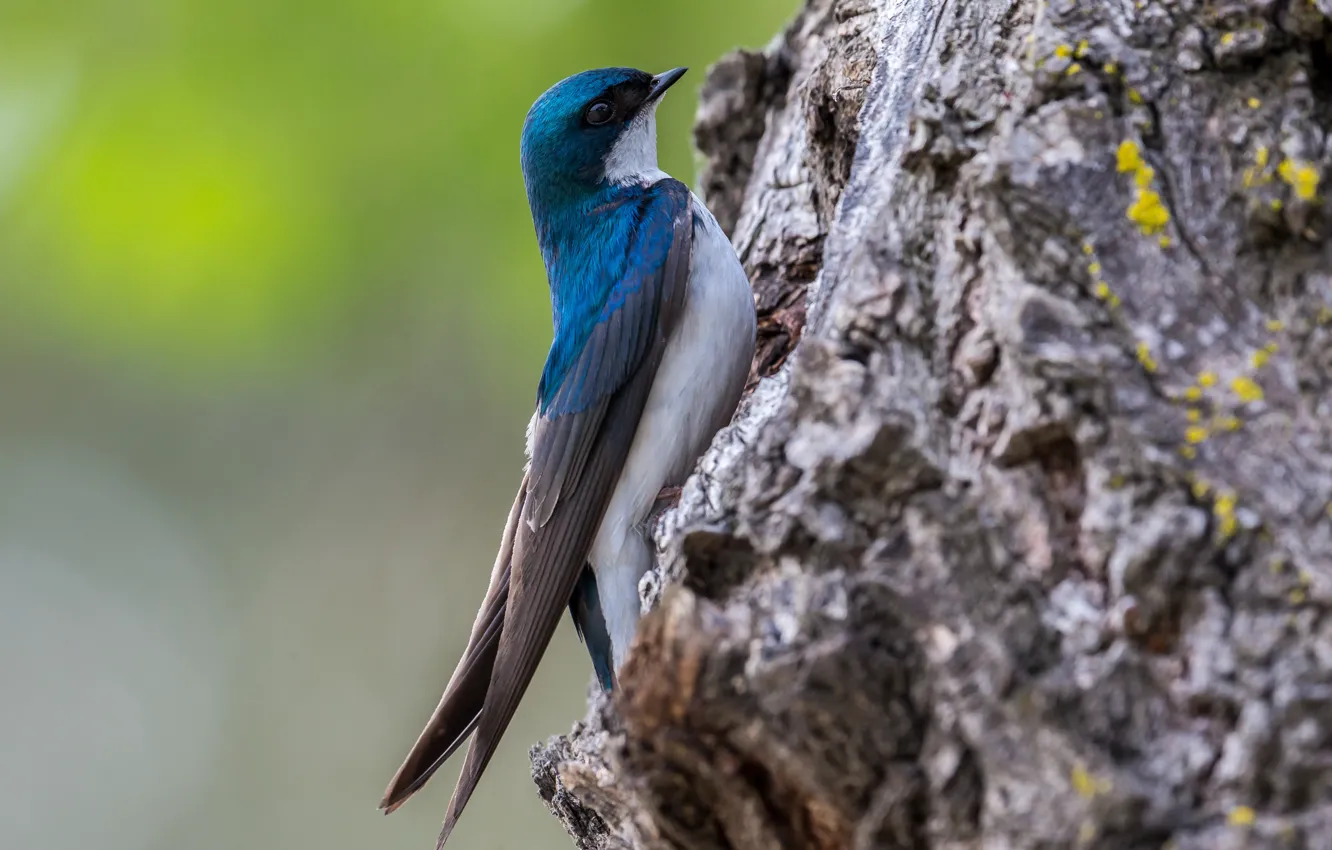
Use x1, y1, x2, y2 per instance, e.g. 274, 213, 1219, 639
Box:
588, 196, 756, 668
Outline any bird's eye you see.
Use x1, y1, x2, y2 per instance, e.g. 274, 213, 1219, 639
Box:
584, 100, 615, 126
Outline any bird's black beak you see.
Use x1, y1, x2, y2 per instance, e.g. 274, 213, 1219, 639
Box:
647, 67, 688, 103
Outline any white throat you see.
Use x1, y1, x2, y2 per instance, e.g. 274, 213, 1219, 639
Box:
603, 103, 669, 186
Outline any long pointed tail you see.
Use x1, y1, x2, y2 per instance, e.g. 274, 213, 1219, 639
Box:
379, 481, 525, 812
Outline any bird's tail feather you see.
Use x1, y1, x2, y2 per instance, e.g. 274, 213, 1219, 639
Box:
568, 564, 615, 691
378, 479, 527, 813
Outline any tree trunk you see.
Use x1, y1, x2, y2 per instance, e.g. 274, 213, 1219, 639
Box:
532, 0, 1332, 847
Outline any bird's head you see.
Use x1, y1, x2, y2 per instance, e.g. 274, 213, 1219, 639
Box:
520, 67, 687, 206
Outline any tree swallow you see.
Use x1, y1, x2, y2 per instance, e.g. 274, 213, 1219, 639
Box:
379, 66, 756, 846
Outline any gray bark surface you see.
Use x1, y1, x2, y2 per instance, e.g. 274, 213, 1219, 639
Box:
532, 0, 1332, 847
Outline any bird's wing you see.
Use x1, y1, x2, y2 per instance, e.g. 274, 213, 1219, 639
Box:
377, 179, 694, 844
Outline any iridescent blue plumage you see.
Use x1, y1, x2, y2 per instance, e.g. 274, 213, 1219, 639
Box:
534, 179, 688, 417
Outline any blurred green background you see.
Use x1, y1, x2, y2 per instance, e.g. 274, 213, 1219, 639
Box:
0, 1, 792, 848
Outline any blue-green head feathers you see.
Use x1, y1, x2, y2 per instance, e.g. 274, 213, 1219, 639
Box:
520, 67, 685, 211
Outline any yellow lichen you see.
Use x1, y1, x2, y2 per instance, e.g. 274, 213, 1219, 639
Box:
1185, 426, 1209, 444
1186, 408, 1202, 423
1128, 88, 1143, 103
1071, 763, 1112, 798
1319, 306, 1332, 324
1270, 198, 1283, 211
1071, 764, 1096, 798
1266, 318, 1284, 332
1095, 281, 1111, 299
1232, 376, 1264, 403
1199, 371, 1217, 387
1290, 588, 1308, 605
1214, 491, 1239, 539
1103, 62, 1118, 74
1159, 236, 1172, 248
1228, 806, 1256, 827
1082, 241, 1095, 255
1117, 140, 1143, 172
1076, 39, 1090, 58
1244, 147, 1275, 189
1115, 143, 1170, 234
1221, 32, 1236, 46
1247, 97, 1261, 108
1108, 294, 1122, 308
1184, 386, 1203, 402
1128, 187, 1170, 234
1088, 261, 1102, 275
1217, 415, 1241, 431
1136, 341, 1158, 372
1278, 159, 1320, 201
1180, 445, 1198, 459
1067, 62, 1083, 76
1265, 341, 1279, 354
1191, 478, 1211, 499
1055, 44, 1073, 59
1251, 349, 1271, 368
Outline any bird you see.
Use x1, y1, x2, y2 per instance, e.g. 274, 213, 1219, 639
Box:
379, 66, 756, 847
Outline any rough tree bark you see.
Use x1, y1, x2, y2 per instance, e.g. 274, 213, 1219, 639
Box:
532, 0, 1332, 847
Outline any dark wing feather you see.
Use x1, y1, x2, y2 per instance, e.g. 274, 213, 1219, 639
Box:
527, 398, 609, 526
434, 184, 693, 847
378, 479, 525, 812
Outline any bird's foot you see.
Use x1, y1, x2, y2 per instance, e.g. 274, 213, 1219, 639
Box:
653, 485, 683, 509
646, 486, 683, 528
